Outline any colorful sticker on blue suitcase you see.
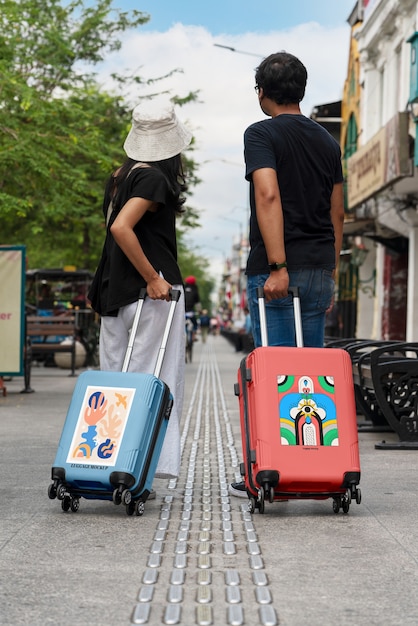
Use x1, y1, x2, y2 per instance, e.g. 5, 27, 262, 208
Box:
278, 375, 338, 446
66, 385, 135, 466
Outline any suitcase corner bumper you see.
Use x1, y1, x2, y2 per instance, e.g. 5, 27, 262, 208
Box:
255, 469, 279, 489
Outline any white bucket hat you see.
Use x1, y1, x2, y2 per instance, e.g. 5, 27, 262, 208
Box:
123, 98, 192, 162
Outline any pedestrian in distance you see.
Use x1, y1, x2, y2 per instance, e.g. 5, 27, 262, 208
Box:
184, 275, 200, 313
229, 51, 344, 498
88, 98, 193, 481
243, 306, 252, 336
199, 309, 211, 343
184, 275, 201, 342
325, 300, 343, 338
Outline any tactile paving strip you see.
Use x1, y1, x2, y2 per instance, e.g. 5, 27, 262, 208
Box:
131, 342, 278, 625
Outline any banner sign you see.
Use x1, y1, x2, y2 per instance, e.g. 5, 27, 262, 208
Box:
347, 112, 411, 209
0, 246, 26, 374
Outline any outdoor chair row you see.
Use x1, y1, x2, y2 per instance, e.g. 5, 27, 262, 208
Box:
221, 328, 254, 354
326, 338, 418, 448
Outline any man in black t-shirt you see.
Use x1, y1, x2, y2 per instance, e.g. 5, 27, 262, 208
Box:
229, 51, 345, 498
244, 51, 344, 349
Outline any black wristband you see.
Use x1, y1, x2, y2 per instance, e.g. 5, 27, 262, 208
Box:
268, 262, 287, 271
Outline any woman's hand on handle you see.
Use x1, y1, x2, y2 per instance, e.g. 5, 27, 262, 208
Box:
147, 275, 173, 301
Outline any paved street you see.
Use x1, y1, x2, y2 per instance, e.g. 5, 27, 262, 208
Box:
1, 335, 418, 626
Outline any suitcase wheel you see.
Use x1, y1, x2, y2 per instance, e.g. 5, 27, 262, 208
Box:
56, 484, 66, 501
248, 486, 267, 515
349, 484, 361, 505
112, 489, 122, 505
125, 499, 145, 516
266, 484, 275, 504
126, 500, 136, 516
136, 500, 145, 516
61, 495, 79, 513
70, 497, 80, 513
333, 489, 352, 514
48, 482, 58, 500
112, 487, 132, 506
332, 497, 341, 514
122, 489, 132, 505
341, 498, 350, 514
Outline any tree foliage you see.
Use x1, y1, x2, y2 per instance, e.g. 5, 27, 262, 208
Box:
0, 0, 204, 276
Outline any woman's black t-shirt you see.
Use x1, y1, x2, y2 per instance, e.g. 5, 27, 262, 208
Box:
93, 165, 183, 316
244, 114, 344, 274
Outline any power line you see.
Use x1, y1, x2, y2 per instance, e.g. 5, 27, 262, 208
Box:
213, 43, 264, 59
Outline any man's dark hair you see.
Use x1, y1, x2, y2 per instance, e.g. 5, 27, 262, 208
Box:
255, 52, 307, 105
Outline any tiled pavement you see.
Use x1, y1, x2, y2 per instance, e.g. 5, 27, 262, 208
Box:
1, 335, 418, 626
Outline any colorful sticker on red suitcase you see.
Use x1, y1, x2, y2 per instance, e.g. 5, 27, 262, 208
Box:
66, 385, 135, 466
278, 375, 338, 446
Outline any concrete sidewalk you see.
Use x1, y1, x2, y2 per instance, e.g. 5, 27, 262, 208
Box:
1, 336, 418, 626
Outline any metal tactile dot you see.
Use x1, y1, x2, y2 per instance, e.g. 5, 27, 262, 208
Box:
131, 603, 151, 625
130, 346, 280, 626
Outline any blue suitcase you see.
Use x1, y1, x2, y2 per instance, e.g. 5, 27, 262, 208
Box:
48, 289, 179, 516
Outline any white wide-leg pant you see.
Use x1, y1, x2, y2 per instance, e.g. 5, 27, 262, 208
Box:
99, 287, 185, 478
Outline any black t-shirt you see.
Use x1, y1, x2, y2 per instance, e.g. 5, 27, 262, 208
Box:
244, 114, 343, 274
92, 166, 183, 316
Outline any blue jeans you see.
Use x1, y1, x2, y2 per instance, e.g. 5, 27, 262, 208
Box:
247, 269, 334, 348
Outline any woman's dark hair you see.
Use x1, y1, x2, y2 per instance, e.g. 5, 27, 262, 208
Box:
111, 154, 187, 215
255, 52, 307, 105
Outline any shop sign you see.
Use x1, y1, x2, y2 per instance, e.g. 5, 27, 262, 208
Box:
347, 112, 411, 209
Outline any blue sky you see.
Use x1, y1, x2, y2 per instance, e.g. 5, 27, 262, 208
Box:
103, 2, 354, 283
121, 0, 355, 34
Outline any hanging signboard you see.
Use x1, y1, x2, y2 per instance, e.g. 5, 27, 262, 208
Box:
346, 112, 411, 209
0, 245, 26, 375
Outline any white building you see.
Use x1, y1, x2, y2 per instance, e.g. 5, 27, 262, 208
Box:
345, 0, 418, 341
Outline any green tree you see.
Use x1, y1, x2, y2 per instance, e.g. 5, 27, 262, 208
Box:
0, 0, 202, 272
0, 0, 151, 268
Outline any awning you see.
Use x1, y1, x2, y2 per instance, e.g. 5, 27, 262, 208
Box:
343, 219, 375, 236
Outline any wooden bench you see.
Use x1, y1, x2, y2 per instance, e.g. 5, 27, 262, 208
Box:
23, 315, 77, 392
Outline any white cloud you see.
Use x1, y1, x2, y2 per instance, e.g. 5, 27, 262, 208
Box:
97, 22, 350, 278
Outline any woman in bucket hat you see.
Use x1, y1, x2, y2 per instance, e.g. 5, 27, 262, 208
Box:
88, 98, 192, 480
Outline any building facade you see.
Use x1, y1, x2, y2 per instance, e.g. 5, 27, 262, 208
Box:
343, 0, 418, 341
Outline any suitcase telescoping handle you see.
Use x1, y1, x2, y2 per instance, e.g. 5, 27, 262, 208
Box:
256, 285, 304, 348
122, 287, 181, 376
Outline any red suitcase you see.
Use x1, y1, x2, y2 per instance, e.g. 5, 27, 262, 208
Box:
235, 287, 361, 514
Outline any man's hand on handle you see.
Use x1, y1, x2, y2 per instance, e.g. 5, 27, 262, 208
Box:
263, 268, 289, 302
